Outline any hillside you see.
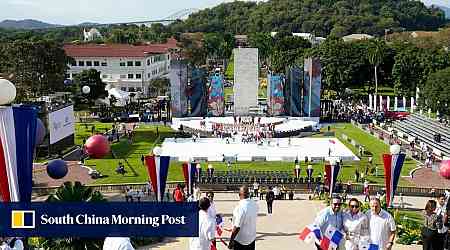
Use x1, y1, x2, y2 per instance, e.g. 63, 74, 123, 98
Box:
0, 19, 59, 29
436, 5, 450, 18
176, 0, 447, 37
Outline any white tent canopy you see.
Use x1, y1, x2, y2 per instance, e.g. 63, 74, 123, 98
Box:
108, 88, 130, 106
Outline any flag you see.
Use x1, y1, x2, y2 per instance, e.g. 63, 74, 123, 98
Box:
324, 162, 341, 196
329, 139, 336, 144
216, 215, 223, 236
182, 162, 197, 195
294, 167, 301, 179
320, 225, 344, 250
360, 241, 379, 250
383, 153, 406, 207
0, 106, 37, 202
145, 155, 170, 201
299, 224, 322, 244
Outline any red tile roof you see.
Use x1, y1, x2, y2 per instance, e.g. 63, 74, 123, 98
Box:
64, 38, 179, 58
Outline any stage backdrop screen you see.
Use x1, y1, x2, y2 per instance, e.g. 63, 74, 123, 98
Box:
303, 58, 322, 117
267, 74, 285, 116
208, 74, 225, 116
48, 105, 75, 145
169, 60, 188, 117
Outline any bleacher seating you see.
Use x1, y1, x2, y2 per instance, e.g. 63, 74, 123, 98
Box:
393, 113, 450, 157
199, 170, 324, 184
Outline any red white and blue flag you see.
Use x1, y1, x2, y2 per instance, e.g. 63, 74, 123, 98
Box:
299, 224, 322, 244
383, 153, 406, 207
0, 106, 37, 203
320, 225, 344, 250
182, 162, 197, 195
360, 243, 380, 250
145, 155, 170, 201
324, 161, 341, 196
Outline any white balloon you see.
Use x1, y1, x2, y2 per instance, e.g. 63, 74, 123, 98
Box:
82, 85, 91, 94
153, 146, 162, 156
390, 144, 401, 155
105, 84, 112, 91
0, 79, 16, 105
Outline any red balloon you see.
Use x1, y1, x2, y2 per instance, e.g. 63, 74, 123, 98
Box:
439, 160, 450, 179
85, 135, 110, 159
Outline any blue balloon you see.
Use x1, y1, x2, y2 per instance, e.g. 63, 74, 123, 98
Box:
47, 159, 68, 179
35, 118, 46, 146
64, 79, 72, 86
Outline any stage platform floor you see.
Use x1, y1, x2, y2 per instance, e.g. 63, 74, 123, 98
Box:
160, 137, 358, 162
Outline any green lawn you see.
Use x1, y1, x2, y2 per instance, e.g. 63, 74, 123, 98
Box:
75, 122, 114, 146
80, 122, 417, 186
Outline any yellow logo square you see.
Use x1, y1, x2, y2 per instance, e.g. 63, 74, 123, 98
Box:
11, 210, 35, 229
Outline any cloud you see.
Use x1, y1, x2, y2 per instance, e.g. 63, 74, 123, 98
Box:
6, 0, 39, 6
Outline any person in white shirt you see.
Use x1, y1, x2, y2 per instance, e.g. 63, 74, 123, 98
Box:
0, 238, 23, 250
103, 237, 134, 250
229, 185, 258, 250
366, 198, 396, 250
193, 184, 201, 201
435, 193, 448, 250
190, 197, 216, 250
253, 181, 259, 199
343, 198, 369, 250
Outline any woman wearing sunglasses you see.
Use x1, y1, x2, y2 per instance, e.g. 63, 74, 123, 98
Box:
343, 198, 369, 250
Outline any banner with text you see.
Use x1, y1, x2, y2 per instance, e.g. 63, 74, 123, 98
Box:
48, 105, 75, 144
0, 202, 198, 237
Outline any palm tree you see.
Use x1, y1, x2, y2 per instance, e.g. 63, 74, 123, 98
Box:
39, 182, 106, 250
367, 39, 386, 105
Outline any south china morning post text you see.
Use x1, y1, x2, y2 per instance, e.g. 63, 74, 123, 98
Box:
0, 202, 199, 237
40, 213, 186, 227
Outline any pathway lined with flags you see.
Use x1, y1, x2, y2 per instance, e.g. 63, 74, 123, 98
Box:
137, 193, 422, 250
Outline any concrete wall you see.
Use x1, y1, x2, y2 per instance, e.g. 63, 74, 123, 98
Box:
233, 48, 259, 115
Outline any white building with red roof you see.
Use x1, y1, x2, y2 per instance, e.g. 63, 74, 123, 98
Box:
64, 38, 178, 97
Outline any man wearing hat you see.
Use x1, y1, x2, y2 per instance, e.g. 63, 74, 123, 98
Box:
313, 194, 344, 249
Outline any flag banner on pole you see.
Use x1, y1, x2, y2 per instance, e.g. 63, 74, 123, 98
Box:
306, 168, 313, 182
0, 106, 37, 203
196, 164, 202, 182
182, 162, 197, 195
299, 224, 322, 244
383, 153, 406, 207
295, 167, 301, 179
320, 225, 344, 250
145, 155, 170, 201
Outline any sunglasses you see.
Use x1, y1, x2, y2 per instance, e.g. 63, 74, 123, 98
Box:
350, 204, 360, 208
332, 203, 341, 206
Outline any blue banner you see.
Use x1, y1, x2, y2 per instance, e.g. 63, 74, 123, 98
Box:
0, 202, 198, 237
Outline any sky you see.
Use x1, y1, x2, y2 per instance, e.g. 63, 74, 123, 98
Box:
0, 0, 448, 25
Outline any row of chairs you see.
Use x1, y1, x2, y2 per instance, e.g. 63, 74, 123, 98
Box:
213, 170, 292, 178
199, 176, 322, 184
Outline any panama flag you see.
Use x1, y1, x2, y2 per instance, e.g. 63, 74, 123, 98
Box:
324, 161, 341, 196
360, 242, 380, 250
0, 106, 37, 203
320, 225, 344, 250
383, 153, 406, 207
182, 162, 197, 195
299, 224, 322, 244
145, 155, 170, 201
294, 166, 301, 179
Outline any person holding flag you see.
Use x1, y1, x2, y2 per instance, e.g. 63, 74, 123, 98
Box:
343, 198, 370, 250
366, 198, 396, 250
190, 197, 216, 250
313, 194, 344, 249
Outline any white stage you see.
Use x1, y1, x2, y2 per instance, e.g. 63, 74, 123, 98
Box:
161, 137, 359, 162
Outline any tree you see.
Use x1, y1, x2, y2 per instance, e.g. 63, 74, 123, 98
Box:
148, 78, 170, 97
40, 182, 106, 250
422, 67, 450, 116
74, 69, 107, 105
367, 39, 387, 98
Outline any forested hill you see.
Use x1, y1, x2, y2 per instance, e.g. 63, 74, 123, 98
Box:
174, 0, 447, 37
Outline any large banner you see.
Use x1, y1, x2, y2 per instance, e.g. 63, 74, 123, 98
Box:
48, 105, 75, 145
267, 74, 285, 116
303, 58, 322, 117
189, 68, 206, 117
169, 60, 188, 117
285, 67, 303, 117
207, 73, 225, 116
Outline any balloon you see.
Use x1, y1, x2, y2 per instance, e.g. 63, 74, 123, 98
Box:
35, 118, 46, 146
0, 79, 16, 105
153, 146, 162, 156
82, 85, 91, 94
64, 79, 72, 86
390, 144, 401, 155
85, 135, 110, 159
47, 159, 68, 179
105, 84, 112, 91
439, 160, 450, 179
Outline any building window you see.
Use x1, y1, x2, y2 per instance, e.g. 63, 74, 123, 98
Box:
128, 74, 134, 79
136, 87, 142, 92
102, 74, 108, 79
167, 54, 170, 60
101, 62, 107, 66
129, 87, 135, 92
65, 73, 70, 79
78, 61, 85, 66
71, 61, 77, 66
147, 59, 150, 66
120, 75, 126, 79
148, 73, 151, 78
86, 61, 92, 66
151, 57, 153, 64
120, 62, 126, 67
127, 61, 133, 67
94, 61, 100, 66
135, 61, 141, 66
136, 74, 142, 79
121, 87, 127, 91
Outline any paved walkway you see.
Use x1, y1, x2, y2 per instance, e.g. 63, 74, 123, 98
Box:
135, 192, 424, 250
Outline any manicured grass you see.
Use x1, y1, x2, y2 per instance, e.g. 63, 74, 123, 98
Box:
81, 122, 417, 186
75, 122, 114, 146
